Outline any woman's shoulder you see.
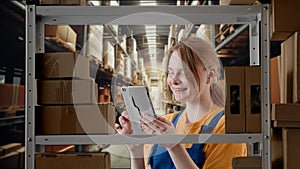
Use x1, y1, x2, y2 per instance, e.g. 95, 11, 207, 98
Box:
162, 111, 181, 121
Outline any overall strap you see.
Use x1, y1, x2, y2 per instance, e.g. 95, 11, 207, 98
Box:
172, 109, 185, 126
201, 110, 225, 134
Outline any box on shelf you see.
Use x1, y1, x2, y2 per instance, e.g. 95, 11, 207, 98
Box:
280, 32, 300, 103
245, 66, 261, 133
270, 0, 300, 41
36, 52, 90, 79
0, 84, 24, 109
40, 0, 86, 5
232, 156, 261, 169
270, 56, 280, 103
282, 128, 300, 169
45, 25, 77, 52
272, 103, 300, 127
103, 40, 115, 70
37, 79, 98, 105
220, 0, 256, 5
87, 25, 104, 62
36, 152, 110, 169
0, 147, 24, 169
36, 104, 115, 134
225, 66, 246, 133
271, 128, 283, 169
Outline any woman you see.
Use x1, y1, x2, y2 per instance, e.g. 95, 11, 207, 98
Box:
115, 37, 246, 169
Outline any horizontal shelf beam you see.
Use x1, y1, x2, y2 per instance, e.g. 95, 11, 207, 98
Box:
36, 5, 261, 25
36, 134, 262, 145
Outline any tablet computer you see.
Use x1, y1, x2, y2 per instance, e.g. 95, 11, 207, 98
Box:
120, 86, 156, 134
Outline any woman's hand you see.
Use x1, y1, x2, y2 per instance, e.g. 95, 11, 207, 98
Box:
115, 111, 144, 154
139, 114, 176, 149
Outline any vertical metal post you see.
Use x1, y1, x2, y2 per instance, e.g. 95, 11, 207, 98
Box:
261, 4, 271, 169
25, 5, 36, 169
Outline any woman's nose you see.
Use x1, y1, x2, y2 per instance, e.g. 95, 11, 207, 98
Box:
169, 75, 181, 85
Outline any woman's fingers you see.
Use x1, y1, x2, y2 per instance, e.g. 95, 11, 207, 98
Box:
139, 114, 174, 134
116, 111, 133, 134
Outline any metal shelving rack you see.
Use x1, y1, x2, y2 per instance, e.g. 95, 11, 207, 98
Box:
25, 4, 271, 169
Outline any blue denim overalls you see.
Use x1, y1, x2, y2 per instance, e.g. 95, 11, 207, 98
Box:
148, 110, 225, 169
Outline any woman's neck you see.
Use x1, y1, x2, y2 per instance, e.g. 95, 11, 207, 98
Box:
185, 95, 213, 123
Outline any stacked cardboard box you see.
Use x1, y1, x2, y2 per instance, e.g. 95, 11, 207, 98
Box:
45, 25, 77, 52
270, 0, 300, 41
86, 25, 104, 62
0, 84, 25, 113
271, 104, 300, 169
225, 66, 261, 133
36, 152, 110, 169
36, 52, 115, 135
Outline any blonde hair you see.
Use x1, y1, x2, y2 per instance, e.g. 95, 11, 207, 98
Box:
166, 37, 225, 107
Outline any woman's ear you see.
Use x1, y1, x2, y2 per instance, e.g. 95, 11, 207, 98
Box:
207, 67, 216, 84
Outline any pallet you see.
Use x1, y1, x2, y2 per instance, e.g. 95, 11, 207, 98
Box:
0, 106, 25, 117
45, 37, 76, 52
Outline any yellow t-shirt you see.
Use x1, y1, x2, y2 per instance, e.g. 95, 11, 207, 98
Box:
144, 105, 247, 169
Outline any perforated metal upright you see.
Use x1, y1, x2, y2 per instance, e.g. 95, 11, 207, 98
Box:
26, 4, 271, 169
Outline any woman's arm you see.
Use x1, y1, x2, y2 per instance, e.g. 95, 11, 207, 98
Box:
129, 145, 146, 169
167, 144, 200, 169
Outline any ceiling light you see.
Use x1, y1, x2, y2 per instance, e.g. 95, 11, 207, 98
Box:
140, 0, 157, 6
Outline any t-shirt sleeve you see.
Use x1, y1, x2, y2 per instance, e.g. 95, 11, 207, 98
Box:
202, 116, 247, 169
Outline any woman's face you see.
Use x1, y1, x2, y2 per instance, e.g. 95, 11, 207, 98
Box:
167, 51, 208, 102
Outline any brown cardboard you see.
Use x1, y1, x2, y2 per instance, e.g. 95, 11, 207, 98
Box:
271, 103, 300, 121
282, 128, 300, 169
232, 156, 261, 169
280, 32, 300, 103
245, 66, 261, 133
273, 121, 300, 128
0, 143, 21, 156
36, 52, 90, 79
37, 79, 98, 105
270, 56, 280, 103
271, 128, 283, 169
225, 66, 246, 133
40, 0, 60, 5
292, 32, 300, 103
270, 0, 300, 41
45, 25, 68, 42
36, 152, 110, 169
0, 147, 25, 169
220, 0, 256, 5
36, 104, 115, 134
0, 84, 25, 108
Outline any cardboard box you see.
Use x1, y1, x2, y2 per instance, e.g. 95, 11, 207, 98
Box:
270, 0, 300, 41
0, 84, 25, 108
40, 0, 86, 5
280, 32, 300, 103
45, 25, 77, 51
232, 156, 261, 169
0, 147, 24, 169
37, 79, 98, 105
271, 128, 283, 169
245, 66, 261, 133
36, 152, 110, 169
225, 66, 246, 133
282, 128, 300, 169
270, 56, 280, 103
272, 103, 300, 121
220, 0, 256, 5
87, 25, 104, 61
103, 40, 115, 69
36, 104, 115, 134
0, 143, 21, 156
36, 52, 90, 79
